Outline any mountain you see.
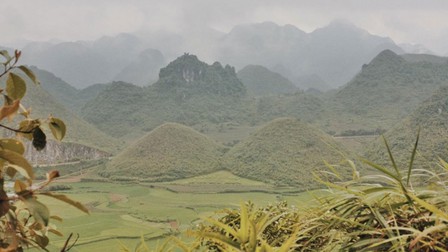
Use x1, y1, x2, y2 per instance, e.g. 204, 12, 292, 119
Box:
22, 41, 113, 88
113, 48, 166, 86
217, 20, 403, 88
223, 118, 349, 188
327, 50, 448, 132
252, 91, 325, 124
101, 123, 224, 181
365, 86, 448, 169
18, 74, 121, 154
401, 54, 448, 64
18, 20, 404, 90
302, 20, 403, 86
29, 67, 108, 113
82, 54, 249, 139
82, 81, 146, 138
153, 53, 246, 96
218, 21, 307, 71
237, 65, 298, 96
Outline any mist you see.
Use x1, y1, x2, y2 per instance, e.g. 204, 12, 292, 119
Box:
2, 0, 448, 54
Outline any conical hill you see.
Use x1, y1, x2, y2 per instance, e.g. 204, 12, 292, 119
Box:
365, 86, 448, 169
223, 118, 349, 188
103, 123, 224, 181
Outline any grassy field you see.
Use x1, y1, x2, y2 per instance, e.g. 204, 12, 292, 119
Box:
35, 179, 323, 251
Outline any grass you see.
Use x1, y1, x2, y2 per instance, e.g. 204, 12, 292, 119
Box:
224, 118, 352, 187
35, 180, 323, 251
102, 123, 225, 181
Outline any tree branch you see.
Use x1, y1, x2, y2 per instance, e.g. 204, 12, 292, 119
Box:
0, 123, 33, 134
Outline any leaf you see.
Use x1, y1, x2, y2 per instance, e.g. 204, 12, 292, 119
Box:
23, 197, 50, 226
17, 119, 40, 140
14, 180, 27, 193
0, 139, 25, 155
5, 166, 17, 178
50, 215, 63, 222
0, 149, 34, 179
407, 128, 420, 186
18, 65, 39, 85
32, 127, 46, 151
38, 192, 89, 214
0, 99, 20, 121
34, 235, 49, 248
48, 117, 66, 141
6, 73, 26, 100
0, 50, 11, 61
46, 170, 60, 181
408, 193, 448, 220
48, 228, 63, 237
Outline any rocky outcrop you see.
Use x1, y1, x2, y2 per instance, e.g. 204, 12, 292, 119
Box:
24, 140, 110, 165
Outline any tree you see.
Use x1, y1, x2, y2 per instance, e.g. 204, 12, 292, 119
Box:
0, 49, 88, 251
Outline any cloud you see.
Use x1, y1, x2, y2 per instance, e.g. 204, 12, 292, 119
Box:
1, 0, 448, 54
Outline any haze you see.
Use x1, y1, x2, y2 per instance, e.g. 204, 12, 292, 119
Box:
3, 0, 448, 55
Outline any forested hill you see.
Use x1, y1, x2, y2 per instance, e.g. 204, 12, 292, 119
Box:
365, 85, 448, 168
81, 54, 249, 139
325, 49, 448, 132
152, 53, 246, 96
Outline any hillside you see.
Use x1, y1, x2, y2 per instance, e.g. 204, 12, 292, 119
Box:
237, 65, 298, 96
223, 118, 349, 188
82, 54, 250, 139
19, 75, 121, 154
326, 50, 448, 133
153, 53, 246, 96
365, 85, 448, 168
29, 67, 109, 113
102, 123, 224, 181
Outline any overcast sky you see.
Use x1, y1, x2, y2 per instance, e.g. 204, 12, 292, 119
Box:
3, 0, 448, 54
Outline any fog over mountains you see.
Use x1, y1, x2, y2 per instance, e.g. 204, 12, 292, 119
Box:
15, 20, 407, 90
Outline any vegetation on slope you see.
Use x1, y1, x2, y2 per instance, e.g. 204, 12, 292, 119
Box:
20, 74, 121, 153
102, 123, 224, 181
237, 65, 298, 96
365, 85, 448, 168
328, 50, 448, 131
223, 118, 349, 187
189, 148, 448, 251
31, 66, 108, 113
82, 54, 251, 139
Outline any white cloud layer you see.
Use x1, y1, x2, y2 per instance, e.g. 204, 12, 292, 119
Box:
2, 0, 448, 54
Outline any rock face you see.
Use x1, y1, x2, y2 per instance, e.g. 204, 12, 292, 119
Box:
24, 140, 110, 165
153, 53, 246, 97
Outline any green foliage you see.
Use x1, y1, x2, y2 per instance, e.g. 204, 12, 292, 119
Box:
328, 50, 448, 132
102, 123, 225, 181
0, 50, 87, 251
190, 201, 300, 251
224, 118, 351, 187
177, 134, 448, 251
237, 65, 298, 96
18, 72, 120, 154
154, 54, 246, 97
365, 85, 448, 169
80, 54, 322, 141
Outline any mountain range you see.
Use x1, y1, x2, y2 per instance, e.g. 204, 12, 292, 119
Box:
17, 20, 404, 90
3, 45, 448, 190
